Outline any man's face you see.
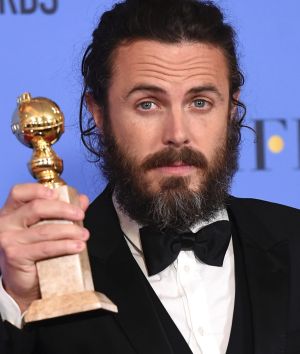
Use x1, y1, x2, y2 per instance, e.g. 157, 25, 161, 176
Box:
91, 40, 238, 229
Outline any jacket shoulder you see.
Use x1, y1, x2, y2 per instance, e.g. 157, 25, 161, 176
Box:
227, 196, 300, 247
228, 196, 300, 220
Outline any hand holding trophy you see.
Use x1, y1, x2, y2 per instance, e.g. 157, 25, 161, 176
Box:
11, 92, 117, 323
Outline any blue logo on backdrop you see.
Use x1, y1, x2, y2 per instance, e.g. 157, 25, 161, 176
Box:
0, 0, 57, 14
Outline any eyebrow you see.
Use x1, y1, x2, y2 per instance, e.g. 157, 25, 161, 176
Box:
125, 84, 224, 101
187, 85, 224, 102
125, 85, 166, 99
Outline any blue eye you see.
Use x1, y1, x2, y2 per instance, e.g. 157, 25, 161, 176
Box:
139, 101, 154, 110
193, 99, 206, 108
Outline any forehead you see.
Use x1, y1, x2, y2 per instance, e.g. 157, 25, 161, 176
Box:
110, 40, 230, 93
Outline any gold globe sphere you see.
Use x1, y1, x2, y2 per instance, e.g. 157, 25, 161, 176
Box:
11, 92, 64, 147
12, 92, 66, 187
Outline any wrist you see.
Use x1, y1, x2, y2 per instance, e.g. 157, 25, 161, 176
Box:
3, 284, 40, 314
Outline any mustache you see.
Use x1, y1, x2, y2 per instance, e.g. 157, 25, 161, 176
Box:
141, 147, 208, 171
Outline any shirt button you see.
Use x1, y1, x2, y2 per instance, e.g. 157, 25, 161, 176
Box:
184, 265, 190, 272
198, 327, 204, 336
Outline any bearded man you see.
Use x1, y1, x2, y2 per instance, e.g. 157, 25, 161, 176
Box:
1, 1, 300, 354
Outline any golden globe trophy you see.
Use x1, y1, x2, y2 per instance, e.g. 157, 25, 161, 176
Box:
11, 92, 117, 323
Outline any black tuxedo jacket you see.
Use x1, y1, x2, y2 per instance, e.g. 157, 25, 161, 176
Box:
1, 186, 300, 354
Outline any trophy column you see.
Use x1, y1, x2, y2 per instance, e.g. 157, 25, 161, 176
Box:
11, 93, 117, 323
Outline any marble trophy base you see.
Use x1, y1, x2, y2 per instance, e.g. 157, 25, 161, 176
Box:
24, 290, 117, 323
24, 185, 118, 323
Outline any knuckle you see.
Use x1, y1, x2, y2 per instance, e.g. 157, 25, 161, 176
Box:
70, 224, 82, 235
40, 242, 55, 258
0, 231, 12, 250
30, 225, 43, 239
65, 224, 82, 240
61, 224, 75, 238
70, 224, 85, 238
9, 185, 20, 200
29, 199, 42, 215
32, 223, 48, 235
4, 245, 18, 263
38, 224, 63, 239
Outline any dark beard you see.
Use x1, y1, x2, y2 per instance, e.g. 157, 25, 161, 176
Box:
99, 119, 240, 232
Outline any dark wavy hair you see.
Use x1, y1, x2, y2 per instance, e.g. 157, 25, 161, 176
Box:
80, 0, 246, 159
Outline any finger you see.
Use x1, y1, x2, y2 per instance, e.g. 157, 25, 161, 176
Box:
25, 223, 90, 244
6, 239, 87, 267
1, 184, 57, 215
78, 194, 89, 211
24, 239, 86, 262
0, 227, 89, 261
7, 199, 85, 229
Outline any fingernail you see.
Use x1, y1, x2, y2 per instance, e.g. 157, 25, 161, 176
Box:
82, 229, 89, 239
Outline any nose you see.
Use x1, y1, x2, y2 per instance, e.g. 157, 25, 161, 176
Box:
162, 108, 190, 148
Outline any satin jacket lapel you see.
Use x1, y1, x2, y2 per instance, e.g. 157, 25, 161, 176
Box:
85, 187, 174, 354
226, 221, 254, 354
228, 198, 289, 354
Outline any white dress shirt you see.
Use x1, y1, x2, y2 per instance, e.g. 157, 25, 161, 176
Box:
114, 197, 235, 354
0, 198, 235, 354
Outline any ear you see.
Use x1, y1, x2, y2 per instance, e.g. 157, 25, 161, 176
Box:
85, 93, 104, 130
229, 91, 240, 120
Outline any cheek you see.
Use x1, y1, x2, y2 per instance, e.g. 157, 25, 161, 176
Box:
109, 117, 151, 166
192, 117, 228, 159
109, 109, 160, 157
108, 106, 136, 145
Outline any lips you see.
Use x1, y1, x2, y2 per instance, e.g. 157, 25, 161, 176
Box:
170, 161, 186, 166
155, 163, 196, 175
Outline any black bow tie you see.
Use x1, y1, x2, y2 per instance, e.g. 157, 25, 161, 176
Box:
139, 220, 231, 276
